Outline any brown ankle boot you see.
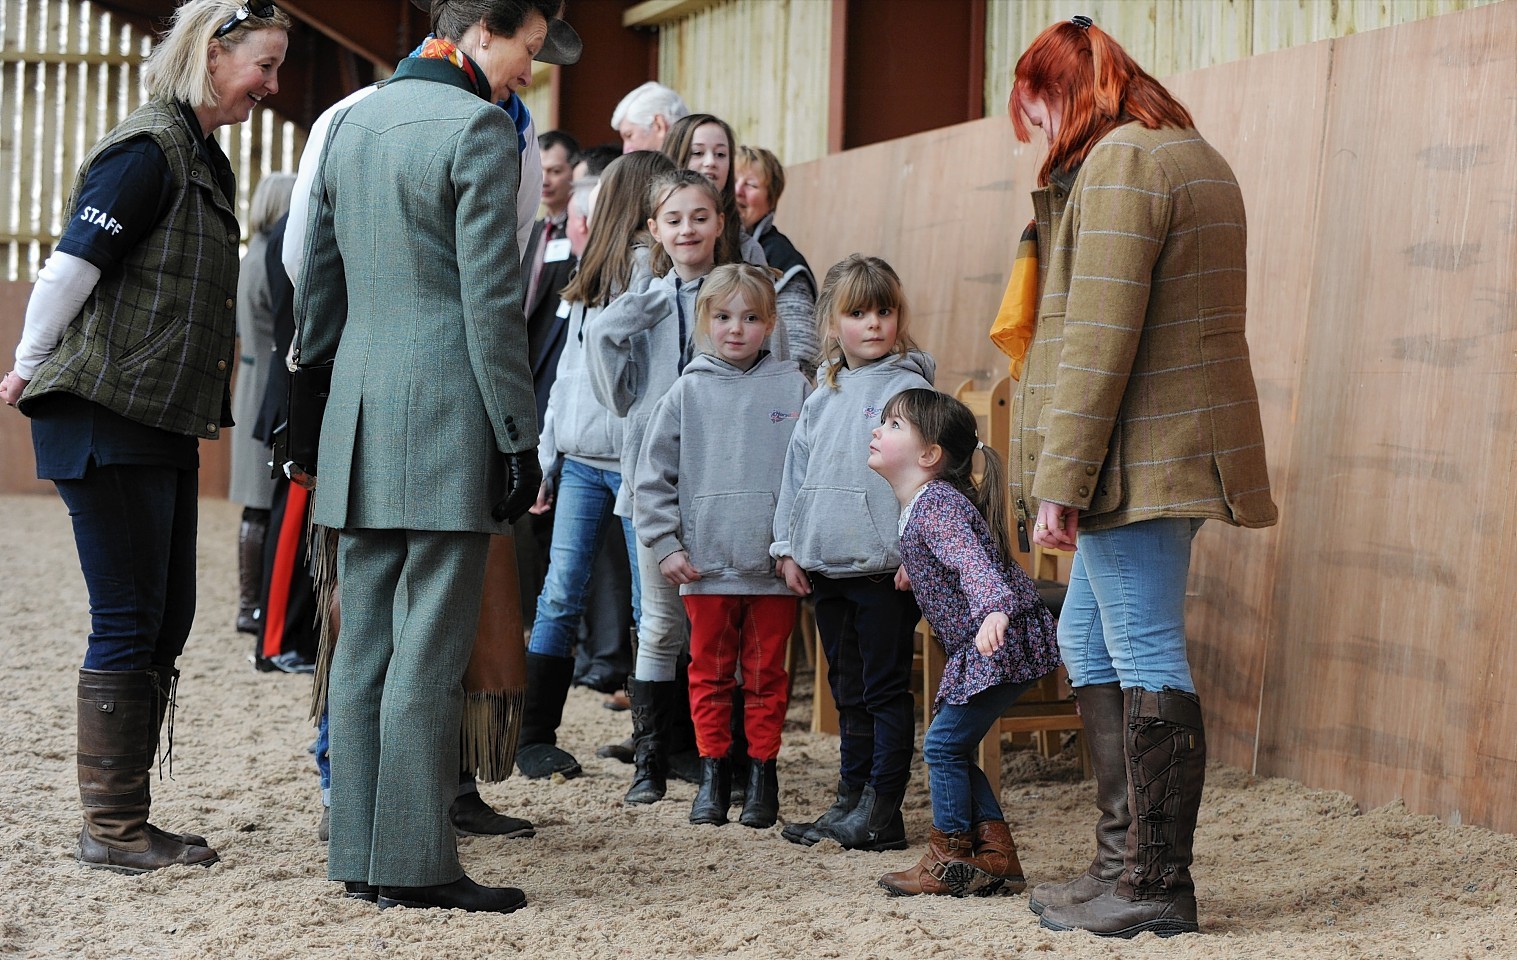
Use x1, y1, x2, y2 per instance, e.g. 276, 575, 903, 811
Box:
970, 819, 1027, 894
1040, 687, 1205, 939
1028, 682, 1128, 915
77, 669, 219, 874
878, 827, 989, 897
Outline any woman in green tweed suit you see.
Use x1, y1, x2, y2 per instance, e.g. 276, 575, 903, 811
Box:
1006, 18, 1278, 940
293, 0, 558, 915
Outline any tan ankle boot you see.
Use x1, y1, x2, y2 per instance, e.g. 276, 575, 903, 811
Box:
970, 819, 1027, 894
878, 827, 990, 897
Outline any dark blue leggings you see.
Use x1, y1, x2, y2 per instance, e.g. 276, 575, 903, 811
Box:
54, 462, 199, 672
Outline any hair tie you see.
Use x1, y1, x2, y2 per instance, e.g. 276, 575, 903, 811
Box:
1070, 15, 1093, 29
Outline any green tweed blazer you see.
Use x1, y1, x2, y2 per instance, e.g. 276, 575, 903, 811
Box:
296, 60, 538, 534
1009, 123, 1277, 533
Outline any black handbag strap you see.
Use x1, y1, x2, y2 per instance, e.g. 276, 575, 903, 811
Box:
290, 101, 356, 368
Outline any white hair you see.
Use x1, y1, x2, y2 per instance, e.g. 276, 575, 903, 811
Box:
610, 81, 689, 132
569, 176, 597, 222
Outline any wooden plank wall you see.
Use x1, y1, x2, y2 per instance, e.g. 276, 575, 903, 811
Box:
778, 2, 1517, 833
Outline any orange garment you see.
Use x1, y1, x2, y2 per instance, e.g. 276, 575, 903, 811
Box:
988, 220, 1039, 381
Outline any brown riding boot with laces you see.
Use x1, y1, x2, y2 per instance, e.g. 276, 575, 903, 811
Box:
878, 827, 992, 897
969, 819, 1027, 895
76, 669, 219, 873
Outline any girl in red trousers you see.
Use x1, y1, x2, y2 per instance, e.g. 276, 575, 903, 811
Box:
633, 264, 811, 826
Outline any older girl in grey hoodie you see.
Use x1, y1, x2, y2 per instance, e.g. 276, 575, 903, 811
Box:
634, 265, 812, 829
772, 254, 935, 853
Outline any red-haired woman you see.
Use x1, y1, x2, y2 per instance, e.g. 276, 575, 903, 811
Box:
1006, 17, 1277, 938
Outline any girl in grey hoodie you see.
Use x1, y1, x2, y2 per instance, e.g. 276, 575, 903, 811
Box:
772, 254, 936, 853
634, 265, 812, 829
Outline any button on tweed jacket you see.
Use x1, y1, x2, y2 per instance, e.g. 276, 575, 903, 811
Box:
1009, 123, 1277, 533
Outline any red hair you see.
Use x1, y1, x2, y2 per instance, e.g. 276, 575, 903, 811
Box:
1010, 20, 1193, 185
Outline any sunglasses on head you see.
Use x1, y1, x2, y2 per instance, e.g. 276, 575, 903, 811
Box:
214, 2, 277, 39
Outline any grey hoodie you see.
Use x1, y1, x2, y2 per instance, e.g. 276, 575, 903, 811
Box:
584, 267, 794, 518
634, 351, 812, 596
583, 269, 706, 518
537, 250, 657, 479
770, 349, 936, 576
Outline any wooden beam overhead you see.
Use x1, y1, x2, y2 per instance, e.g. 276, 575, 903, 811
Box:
622, 0, 723, 28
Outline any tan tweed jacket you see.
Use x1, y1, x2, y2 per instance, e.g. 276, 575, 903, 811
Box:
1009, 123, 1277, 533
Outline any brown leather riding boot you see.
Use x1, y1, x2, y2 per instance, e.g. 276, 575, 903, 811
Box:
144, 667, 208, 848
878, 827, 987, 897
1028, 682, 1128, 915
969, 819, 1027, 895
1040, 687, 1205, 939
77, 669, 219, 874
236, 510, 268, 634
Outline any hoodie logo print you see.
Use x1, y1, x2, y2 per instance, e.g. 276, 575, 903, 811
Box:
770, 410, 799, 424
863, 405, 883, 420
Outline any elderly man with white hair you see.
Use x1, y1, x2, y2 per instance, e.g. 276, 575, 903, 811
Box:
611, 80, 689, 152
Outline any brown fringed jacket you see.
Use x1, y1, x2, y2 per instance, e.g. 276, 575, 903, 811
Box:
1009, 123, 1278, 533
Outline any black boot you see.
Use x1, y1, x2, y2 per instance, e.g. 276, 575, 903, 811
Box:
514, 653, 582, 780
738, 758, 779, 829
1041, 688, 1206, 938
689, 757, 731, 825
727, 690, 750, 806
817, 783, 907, 852
76, 669, 219, 873
625, 678, 674, 804
1029, 682, 1129, 915
782, 780, 863, 846
666, 656, 702, 785
236, 510, 268, 634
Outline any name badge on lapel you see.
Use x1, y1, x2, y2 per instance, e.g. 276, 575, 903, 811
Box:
555, 299, 571, 319
544, 238, 572, 263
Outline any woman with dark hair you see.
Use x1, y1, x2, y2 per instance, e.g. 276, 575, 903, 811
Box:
1007, 17, 1276, 938
294, 0, 557, 914
1, 0, 288, 875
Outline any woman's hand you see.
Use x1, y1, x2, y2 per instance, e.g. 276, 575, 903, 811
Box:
1032, 500, 1079, 551
894, 565, 912, 591
659, 550, 702, 586
776, 556, 812, 596
975, 612, 1010, 656
528, 477, 554, 515
0, 371, 27, 407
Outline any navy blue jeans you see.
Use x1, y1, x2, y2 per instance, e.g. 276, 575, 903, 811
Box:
924, 679, 1036, 833
811, 571, 920, 797
53, 462, 199, 672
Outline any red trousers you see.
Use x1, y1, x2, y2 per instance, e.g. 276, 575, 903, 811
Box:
684, 594, 795, 761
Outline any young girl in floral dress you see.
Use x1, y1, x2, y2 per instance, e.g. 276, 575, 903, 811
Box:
867, 388, 1061, 897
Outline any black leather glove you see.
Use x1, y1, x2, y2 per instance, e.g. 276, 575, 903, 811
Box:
492, 449, 542, 524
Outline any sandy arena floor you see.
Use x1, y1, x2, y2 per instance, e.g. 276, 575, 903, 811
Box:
1, 493, 1514, 959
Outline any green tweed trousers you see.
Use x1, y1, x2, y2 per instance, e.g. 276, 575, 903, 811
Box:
327, 527, 490, 886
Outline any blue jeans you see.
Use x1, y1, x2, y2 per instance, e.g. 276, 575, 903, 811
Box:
924, 679, 1037, 833
53, 463, 199, 672
528, 458, 640, 658
316, 709, 331, 805
1057, 517, 1204, 692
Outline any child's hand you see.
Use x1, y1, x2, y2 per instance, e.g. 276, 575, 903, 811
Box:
894, 565, 912, 591
975, 612, 1010, 657
528, 477, 554, 515
777, 556, 812, 596
659, 550, 702, 586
